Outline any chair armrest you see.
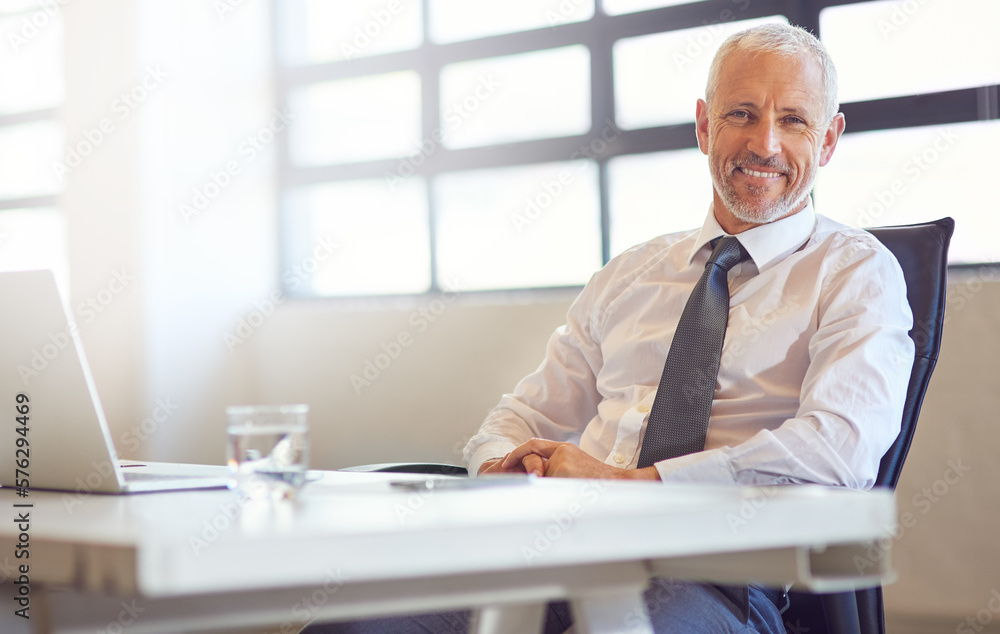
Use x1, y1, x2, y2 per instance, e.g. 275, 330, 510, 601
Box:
338, 462, 468, 476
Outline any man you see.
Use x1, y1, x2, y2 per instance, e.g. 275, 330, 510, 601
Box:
312, 22, 913, 634
462, 21, 912, 633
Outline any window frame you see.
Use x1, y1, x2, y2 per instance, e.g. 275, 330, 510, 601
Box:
274, 0, 1000, 301
0, 0, 60, 214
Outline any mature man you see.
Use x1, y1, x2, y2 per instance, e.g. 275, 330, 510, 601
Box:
313, 22, 913, 634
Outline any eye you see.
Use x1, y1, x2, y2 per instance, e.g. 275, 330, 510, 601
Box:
784, 115, 806, 126
726, 110, 751, 122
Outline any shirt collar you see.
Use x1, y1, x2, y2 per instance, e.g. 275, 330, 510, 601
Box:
688, 199, 817, 272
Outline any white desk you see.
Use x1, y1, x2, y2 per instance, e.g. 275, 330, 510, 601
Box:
0, 465, 895, 634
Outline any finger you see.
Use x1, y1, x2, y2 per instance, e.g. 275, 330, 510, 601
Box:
481, 455, 527, 476
502, 439, 560, 468
521, 453, 545, 477
478, 458, 503, 476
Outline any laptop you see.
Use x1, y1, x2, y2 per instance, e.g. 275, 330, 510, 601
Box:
0, 269, 229, 494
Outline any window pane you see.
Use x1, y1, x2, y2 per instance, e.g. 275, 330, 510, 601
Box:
441, 46, 590, 149
435, 161, 601, 291
0, 121, 62, 199
820, 0, 1000, 103
288, 72, 421, 166
603, 0, 710, 15
608, 149, 711, 256
429, 0, 594, 44
813, 121, 1000, 265
0, 2, 45, 11
284, 178, 430, 296
278, 0, 422, 66
0, 12, 64, 115
613, 15, 787, 129
0, 209, 68, 289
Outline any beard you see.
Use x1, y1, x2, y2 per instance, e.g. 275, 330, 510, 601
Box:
710, 151, 817, 225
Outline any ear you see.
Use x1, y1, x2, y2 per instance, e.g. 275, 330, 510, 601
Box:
818, 113, 846, 167
695, 99, 710, 156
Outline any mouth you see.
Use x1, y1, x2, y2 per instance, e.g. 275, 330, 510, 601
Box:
736, 166, 785, 180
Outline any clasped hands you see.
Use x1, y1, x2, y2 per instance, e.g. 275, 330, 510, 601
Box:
479, 439, 660, 480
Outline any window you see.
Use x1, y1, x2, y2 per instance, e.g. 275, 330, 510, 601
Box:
0, 3, 67, 283
276, 0, 1000, 299
818, 0, 1000, 269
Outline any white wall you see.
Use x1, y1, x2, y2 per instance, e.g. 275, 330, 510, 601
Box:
57, 2, 1000, 628
61, 0, 143, 454
61, 0, 277, 461
884, 269, 1000, 627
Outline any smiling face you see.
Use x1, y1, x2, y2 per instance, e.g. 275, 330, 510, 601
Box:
696, 49, 845, 234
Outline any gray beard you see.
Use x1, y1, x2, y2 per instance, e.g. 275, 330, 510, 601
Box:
712, 158, 817, 226
717, 179, 811, 225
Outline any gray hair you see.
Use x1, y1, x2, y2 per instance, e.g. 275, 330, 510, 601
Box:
705, 23, 839, 124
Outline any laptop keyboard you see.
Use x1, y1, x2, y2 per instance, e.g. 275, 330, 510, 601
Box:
122, 471, 219, 482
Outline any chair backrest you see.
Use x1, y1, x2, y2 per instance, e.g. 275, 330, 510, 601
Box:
867, 217, 954, 488
785, 217, 954, 634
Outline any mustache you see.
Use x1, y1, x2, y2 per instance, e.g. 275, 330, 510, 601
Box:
731, 154, 791, 174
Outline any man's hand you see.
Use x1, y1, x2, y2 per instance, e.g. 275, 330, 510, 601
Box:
478, 456, 530, 476
500, 439, 661, 480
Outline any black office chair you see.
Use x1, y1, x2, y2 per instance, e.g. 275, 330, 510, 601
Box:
344, 217, 955, 634
782, 216, 954, 634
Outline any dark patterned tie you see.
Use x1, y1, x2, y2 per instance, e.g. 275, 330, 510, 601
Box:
637, 236, 750, 467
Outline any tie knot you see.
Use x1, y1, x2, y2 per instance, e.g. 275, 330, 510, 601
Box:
707, 236, 748, 272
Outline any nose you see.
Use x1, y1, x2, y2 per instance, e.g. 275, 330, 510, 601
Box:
746, 119, 782, 158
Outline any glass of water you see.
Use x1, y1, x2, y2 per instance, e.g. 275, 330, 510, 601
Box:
226, 404, 309, 500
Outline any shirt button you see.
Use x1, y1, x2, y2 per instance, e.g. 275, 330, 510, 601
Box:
613, 454, 626, 464
637, 404, 650, 413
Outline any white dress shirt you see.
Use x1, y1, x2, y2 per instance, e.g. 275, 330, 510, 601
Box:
464, 202, 914, 489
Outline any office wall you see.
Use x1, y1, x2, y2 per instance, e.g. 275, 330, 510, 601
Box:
883, 269, 1000, 630
60, 0, 277, 462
